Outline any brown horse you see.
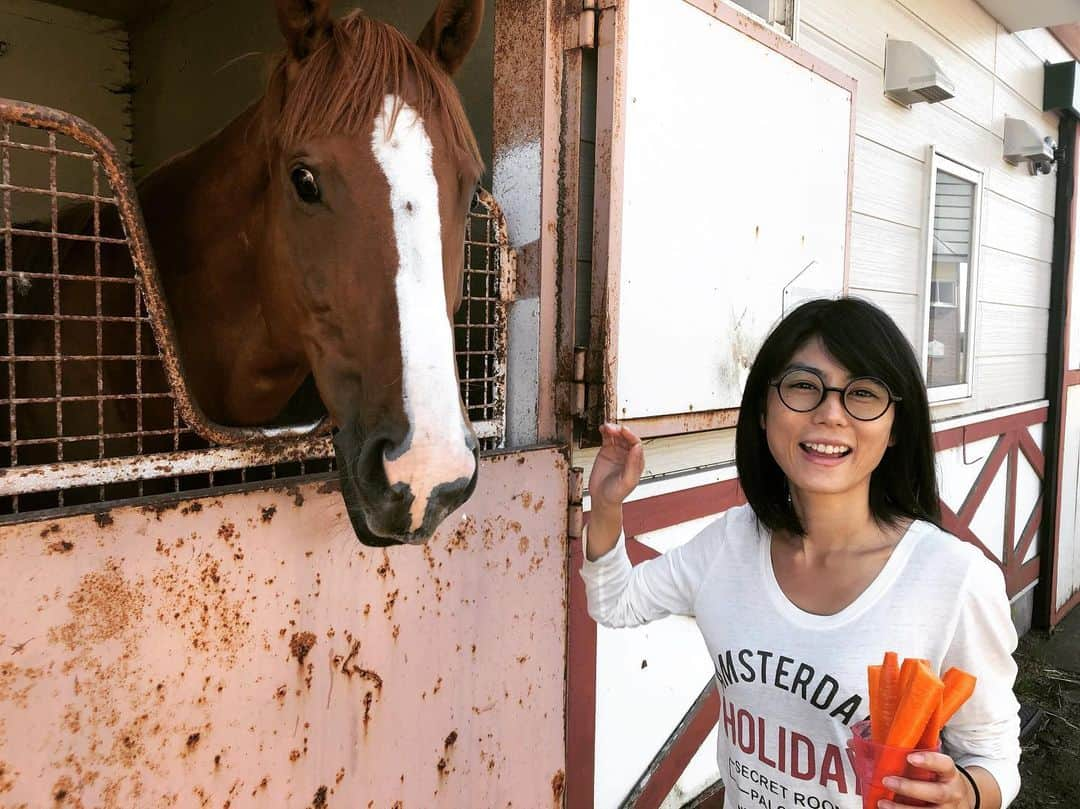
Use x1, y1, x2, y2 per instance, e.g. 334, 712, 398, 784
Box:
7, 0, 486, 546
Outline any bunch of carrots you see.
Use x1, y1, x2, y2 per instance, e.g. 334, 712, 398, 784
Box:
865, 652, 977, 806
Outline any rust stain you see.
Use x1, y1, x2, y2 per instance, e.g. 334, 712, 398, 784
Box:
519, 491, 532, 509
444, 730, 458, 749
151, 552, 251, 665
93, 511, 115, 527
47, 539, 75, 554
40, 523, 61, 538
217, 520, 238, 542
383, 590, 399, 620
285, 485, 305, 507
311, 785, 328, 808
290, 632, 317, 664
0, 662, 42, 709
552, 770, 565, 806
260, 505, 277, 523
52, 560, 146, 649
446, 514, 475, 554
180, 501, 203, 515
185, 732, 200, 749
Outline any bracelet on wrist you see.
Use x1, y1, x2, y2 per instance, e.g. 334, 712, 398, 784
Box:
956, 764, 981, 809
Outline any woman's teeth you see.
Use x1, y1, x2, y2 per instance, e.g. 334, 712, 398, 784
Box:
802, 442, 851, 456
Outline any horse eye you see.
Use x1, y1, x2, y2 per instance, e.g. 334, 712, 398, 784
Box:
290, 166, 321, 204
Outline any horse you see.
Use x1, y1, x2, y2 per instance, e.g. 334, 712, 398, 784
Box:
4, 0, 486, 546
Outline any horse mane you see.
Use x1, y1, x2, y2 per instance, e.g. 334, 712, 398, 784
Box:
264, 10, 483, 175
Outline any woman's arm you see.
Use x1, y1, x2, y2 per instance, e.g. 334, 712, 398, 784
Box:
586, 424, 643, 561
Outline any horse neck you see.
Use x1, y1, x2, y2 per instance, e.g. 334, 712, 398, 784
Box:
136, 102, 304, 423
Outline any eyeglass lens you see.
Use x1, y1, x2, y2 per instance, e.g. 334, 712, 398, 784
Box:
776, 369, 892, 420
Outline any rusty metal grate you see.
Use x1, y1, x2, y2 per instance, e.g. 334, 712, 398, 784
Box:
0, 99, 510, 518
457, 189, 513, 452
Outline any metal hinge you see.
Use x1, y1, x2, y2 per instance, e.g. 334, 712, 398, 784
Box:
569, 0, 597, 50
571, 346, 587, 416
567, 466, 584, 540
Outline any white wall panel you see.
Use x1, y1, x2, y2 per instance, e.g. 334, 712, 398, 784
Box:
850, 214, 923, 293
976, 302, 1050, 358
893, 0, 997, 70
852, 138, 925, 228
981, 192, 1054, 263
801, 0, 995, 128
978, 248, 1052, 309
848, 287, 921, 345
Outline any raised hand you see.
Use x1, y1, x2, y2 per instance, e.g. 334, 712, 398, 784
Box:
588, 423, 645, 514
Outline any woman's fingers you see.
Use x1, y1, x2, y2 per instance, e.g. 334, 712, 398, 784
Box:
880, 753, 964, 807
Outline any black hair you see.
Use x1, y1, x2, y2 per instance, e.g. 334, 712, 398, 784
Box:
735, 297, 941, 536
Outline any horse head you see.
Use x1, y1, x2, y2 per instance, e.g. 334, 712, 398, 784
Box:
256, 0, 485, 545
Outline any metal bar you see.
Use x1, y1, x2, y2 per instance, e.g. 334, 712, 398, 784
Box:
0, 270, 138, 284
0, 138, 93, 159
0, 227, 127, 246
0, 436, 335, 496
0, 182, 116, 205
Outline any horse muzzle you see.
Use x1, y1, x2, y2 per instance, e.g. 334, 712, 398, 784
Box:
333, 422, 479, 546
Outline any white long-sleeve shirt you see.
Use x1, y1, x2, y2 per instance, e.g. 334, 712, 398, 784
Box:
580, 503, 1021, 808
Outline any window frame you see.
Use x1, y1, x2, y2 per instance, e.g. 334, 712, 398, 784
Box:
920, 147, 983, 404
724, 0, 800, 39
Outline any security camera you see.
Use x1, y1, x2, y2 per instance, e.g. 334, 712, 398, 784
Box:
1031, 155, 1055, 176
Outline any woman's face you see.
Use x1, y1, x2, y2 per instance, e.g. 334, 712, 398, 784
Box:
763, 337, 896, 501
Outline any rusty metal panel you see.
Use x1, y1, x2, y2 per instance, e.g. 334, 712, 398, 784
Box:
0, 447, 568, 807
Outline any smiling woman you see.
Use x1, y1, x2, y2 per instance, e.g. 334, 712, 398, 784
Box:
581, 297, 1021, 809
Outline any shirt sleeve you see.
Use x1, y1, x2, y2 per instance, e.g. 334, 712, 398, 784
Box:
939, 552, 1022, 807
578, 508, 729, 628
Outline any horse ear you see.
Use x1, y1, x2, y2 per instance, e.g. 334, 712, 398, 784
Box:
276, 0, 332, 61
417, 0, 484, 75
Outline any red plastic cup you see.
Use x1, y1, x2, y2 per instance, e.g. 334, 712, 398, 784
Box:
847, 719, 939, 808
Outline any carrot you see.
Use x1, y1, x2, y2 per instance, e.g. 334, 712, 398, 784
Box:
866, 663, 944, 806
868, 665, 884, 743
918, 667, 977, 748
898, 657, 922, 697
879, 651, 901, 740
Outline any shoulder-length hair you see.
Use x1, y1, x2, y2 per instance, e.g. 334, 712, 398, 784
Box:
735, 297, 941, 536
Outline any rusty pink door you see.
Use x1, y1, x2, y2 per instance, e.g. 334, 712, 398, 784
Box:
0, 447, 568, 808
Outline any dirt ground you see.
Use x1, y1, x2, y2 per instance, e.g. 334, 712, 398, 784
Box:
1011, 605, 1080, 807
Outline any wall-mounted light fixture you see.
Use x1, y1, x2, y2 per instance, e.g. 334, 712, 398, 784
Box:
884, 39, 955, 106
1003, 116, 1057, 175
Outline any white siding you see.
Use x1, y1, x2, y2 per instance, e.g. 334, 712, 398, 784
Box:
802, 0, 1056, 419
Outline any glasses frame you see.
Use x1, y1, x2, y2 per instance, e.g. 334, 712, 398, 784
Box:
769, 368, 902, 422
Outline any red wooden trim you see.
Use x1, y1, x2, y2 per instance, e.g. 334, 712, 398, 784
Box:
1017, 429, 1046, 479
627, 536, 661, 564
567, 538, 598, 809
1005, 557, 1041, 599
957, 435, 1011, 526
635, 685, 722, 809
1065, 369, 1080, 387
622, 479, 745, 540
1014, 495, 1043, 566
1004, 445, 1018, 570
1053, 586, 1080, 628
940, 502, 998, 566
933, 407, 1047, 452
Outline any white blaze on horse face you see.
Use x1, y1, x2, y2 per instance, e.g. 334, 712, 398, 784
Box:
371, 95, 475, 533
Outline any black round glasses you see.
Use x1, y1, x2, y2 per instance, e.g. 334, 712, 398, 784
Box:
769, 368, 901, 422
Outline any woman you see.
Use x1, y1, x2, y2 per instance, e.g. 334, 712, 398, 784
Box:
582, 298, 1020, 809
